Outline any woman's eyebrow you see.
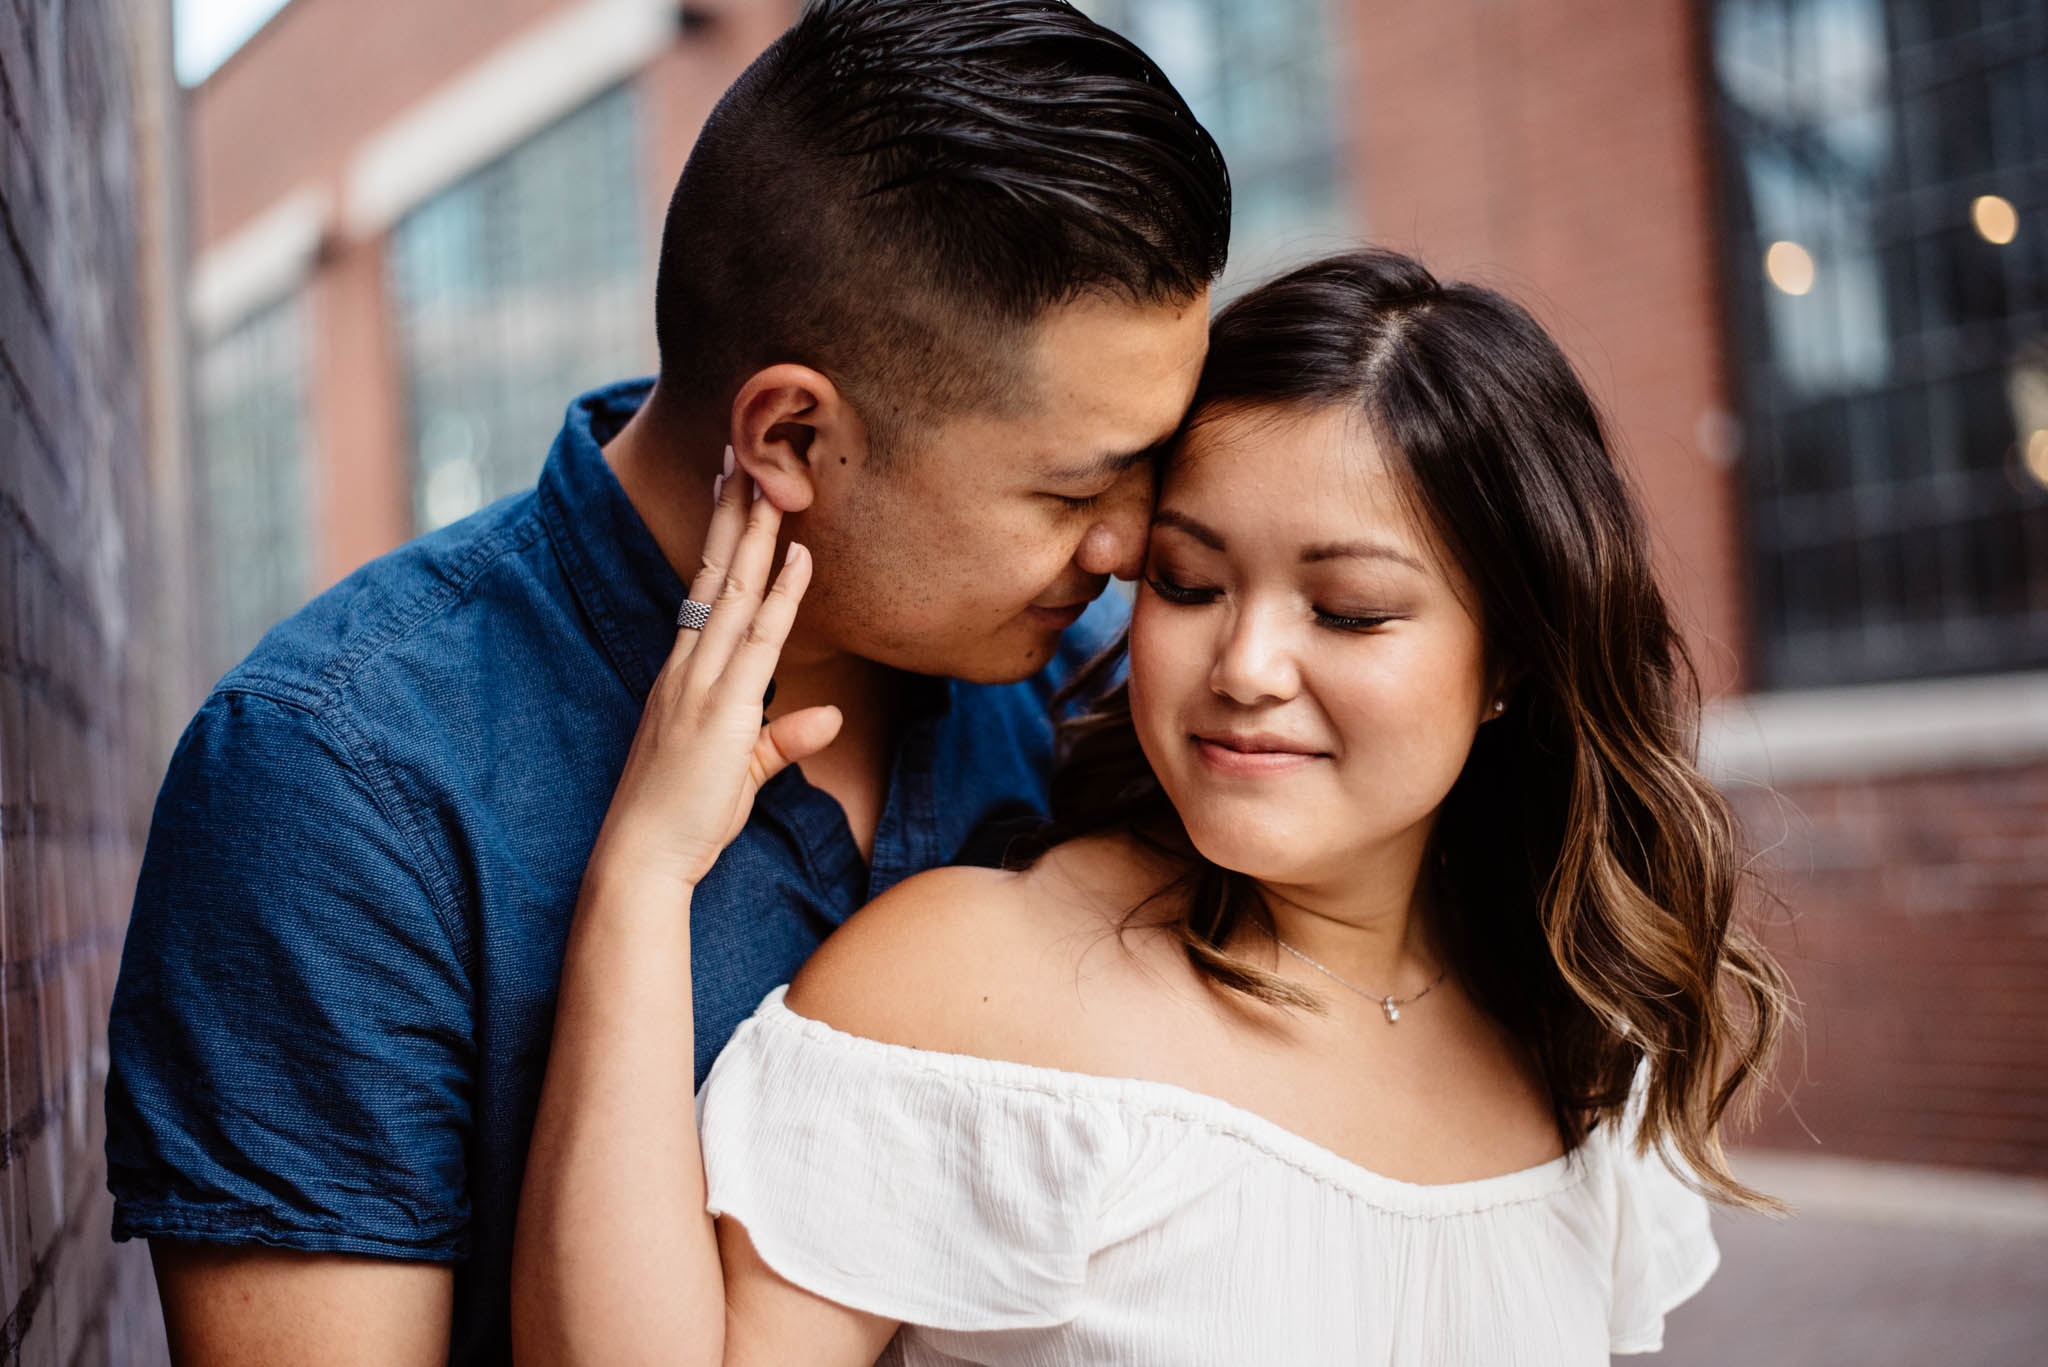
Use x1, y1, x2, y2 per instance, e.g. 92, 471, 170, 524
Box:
1151, 509, 1224, 548
1301, 540, 1428, 573
1153, 510, 1427, 574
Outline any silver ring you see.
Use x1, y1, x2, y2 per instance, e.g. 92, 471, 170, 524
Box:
675, 599, 713, 631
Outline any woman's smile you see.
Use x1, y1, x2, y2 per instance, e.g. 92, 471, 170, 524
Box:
1190, 730, 1329, 776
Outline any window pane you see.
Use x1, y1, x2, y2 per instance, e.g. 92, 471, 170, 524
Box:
1076, 0, 1351, 291
195, 293, 314, 672
388, 85, 651, 533
1714, 0, 2048, 686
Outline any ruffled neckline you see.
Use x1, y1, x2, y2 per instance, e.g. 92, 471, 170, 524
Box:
752, 986, 1595, 1218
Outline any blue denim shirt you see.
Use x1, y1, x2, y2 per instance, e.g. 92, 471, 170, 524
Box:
105, 379, 1121, 1365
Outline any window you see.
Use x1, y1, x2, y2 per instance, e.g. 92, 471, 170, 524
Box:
387, 85, 651, 533
1078, 0, 1352, 291
195, 293, 313, 671
1712, 0, 2048, 686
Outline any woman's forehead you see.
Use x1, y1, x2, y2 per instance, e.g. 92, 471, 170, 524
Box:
1166, 404, 1403, 517
1159, 402, 1463, 583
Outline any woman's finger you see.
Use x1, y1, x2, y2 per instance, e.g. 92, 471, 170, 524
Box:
686, 447, 749, 604
709, 540, 812, 717
751, 703, 844, 790
659, 452, 755, 680
682, 478, 785, 691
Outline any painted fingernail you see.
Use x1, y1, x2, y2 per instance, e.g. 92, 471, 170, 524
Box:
722, 445, 736, 479
712, 474, 725, 502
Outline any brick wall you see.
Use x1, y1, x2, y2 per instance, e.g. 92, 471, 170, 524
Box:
1737, 763, 2048, 1175
1, 0, 186, 1361
1344, 0, 1747, 699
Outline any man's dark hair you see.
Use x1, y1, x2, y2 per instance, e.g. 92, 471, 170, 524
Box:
652, 0, 1231, 454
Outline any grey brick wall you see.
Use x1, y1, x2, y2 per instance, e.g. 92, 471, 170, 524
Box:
2, 0, 187, 1361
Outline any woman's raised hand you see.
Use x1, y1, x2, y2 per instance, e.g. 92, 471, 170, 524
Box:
588, 460, 844, 893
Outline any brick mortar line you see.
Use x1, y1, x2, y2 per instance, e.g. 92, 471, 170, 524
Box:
58, 1254, 118, 1367
0, 1233, 59, 1360
59, 1252, 120, 1367
0, 163, 57, 339
0, 802, 138, 843
0, 647, 103, 734
0, 1094, 57, 1174
0, 332, 63, 477
0, 487, 103, 620
1, 923, 129, 997
0, 1128, 114, 1358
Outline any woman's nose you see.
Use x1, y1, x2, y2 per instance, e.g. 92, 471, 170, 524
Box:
1208, 608, 1300, 706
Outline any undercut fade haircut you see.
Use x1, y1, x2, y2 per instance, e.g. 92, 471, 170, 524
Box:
653, 0, 1231, 458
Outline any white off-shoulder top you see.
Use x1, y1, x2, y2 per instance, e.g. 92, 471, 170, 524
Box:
699, 986, 1717, 1366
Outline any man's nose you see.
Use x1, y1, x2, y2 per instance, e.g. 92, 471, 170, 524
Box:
1208, 606, 1300, 707
1073, 465, 1155, 581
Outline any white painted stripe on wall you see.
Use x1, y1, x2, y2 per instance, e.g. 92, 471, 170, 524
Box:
1732, 1149, 2048, 1234
190, 184, 331, 337
1701, 670, 2048, 786
343, 0, 677, 238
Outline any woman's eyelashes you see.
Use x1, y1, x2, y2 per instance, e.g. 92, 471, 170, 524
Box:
1313, 608, 1397, 632
1143, 572, 1398, 632
1143, 573, 1217, 605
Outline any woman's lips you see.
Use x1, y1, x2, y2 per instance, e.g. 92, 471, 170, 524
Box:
1191, 734, 1325, 776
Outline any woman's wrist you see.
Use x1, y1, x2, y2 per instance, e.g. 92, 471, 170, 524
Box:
578, 835, 701, 919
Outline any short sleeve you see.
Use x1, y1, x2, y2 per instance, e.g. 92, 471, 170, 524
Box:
1606, 1123, 1720, 1354
105, 690, 474, 1259
698, 990, 1124, 1331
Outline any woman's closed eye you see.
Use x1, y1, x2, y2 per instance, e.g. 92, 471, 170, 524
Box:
1313, 608, 1397, 632
1146, 574, 1398, 632
1144, 573, 1218, 605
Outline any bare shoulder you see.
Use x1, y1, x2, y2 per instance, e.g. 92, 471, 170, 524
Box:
785, 835, 1184, 1065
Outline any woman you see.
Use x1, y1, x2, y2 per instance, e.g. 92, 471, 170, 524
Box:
511, 250, 1788, 1365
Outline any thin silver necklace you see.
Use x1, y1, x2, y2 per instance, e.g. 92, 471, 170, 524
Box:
1272, 937, 1447, 1024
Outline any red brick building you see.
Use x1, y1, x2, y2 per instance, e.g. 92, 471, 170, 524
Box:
184, 0, 2047, 1177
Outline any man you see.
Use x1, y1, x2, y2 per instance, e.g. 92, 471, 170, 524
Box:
105, 0, 1229, 1362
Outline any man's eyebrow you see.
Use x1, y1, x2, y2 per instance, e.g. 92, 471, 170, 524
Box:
1154, 510, 1428, 573
1043, 435, 1175, 484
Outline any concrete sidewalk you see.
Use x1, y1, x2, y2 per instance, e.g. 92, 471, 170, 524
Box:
1649, 1153, 2048, 1366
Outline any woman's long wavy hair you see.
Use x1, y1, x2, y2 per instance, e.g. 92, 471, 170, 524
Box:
1049, 249, 1790, 1209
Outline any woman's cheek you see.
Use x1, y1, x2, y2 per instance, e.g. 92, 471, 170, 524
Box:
1127, 594, 1194, 771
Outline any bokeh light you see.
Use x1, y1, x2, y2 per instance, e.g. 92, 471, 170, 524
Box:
1765, 240, 1815, 295
1972, 195, 2018, 245
2025, 430, 2048, 490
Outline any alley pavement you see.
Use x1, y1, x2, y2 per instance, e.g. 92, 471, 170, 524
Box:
1650, 1152, 2048, 1366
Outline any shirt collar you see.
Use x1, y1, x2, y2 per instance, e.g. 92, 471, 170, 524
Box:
537, 378, 686, 702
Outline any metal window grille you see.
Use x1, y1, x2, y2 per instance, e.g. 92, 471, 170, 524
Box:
387, 85, 652, 534
1712, 0, 2048, 687
1078, 0, 1352, 290
195, 292, 314, 672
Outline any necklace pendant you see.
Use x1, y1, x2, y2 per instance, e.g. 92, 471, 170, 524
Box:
1382, 998, 1400, 1024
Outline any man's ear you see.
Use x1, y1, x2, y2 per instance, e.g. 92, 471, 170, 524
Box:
728, 364, 869, 513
